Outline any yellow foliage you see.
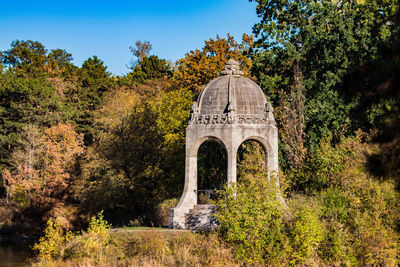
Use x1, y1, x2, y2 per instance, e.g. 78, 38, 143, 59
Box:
33, 218, 73, 263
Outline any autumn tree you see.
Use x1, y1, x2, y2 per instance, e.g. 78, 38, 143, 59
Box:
279, 63, 307, 168
2, 123, 83, 209
173, 34, 254, 92
74, 79, 193, 224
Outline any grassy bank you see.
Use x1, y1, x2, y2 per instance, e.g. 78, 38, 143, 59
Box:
31, 229, 237, 266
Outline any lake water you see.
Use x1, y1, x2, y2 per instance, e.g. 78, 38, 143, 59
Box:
0, 239, 35, 267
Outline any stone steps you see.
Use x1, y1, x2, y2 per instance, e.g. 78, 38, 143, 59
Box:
185, 204, 218, 230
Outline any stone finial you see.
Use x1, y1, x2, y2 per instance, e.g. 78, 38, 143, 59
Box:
220, 59, 244, 76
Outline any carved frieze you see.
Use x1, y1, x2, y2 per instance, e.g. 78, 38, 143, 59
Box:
189, 113, 272, 125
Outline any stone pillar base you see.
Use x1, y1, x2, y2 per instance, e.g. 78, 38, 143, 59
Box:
169, 207, 190, 229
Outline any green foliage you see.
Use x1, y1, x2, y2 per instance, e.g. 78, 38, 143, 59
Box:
1, 40, 48, 77
128, 55, 172, 83
289, 206, 323, 264
342, 19, 400, 178
320, 188, 349, 224
79, 56, 111, 88
1, 40, 76, 79
127, 41, 172, 83
74, 83, 193, 224
1, 20, 400, 267
251, 0, 399, 151
217, 133, 400, 265
73, 56, 113, 144
33, 211, 112, 264
65, 211, 112, 261
0, 72, 63, 171
321, 220, 356, 265
33, 230, 238, 266
237, 140, 266, 179
288, 134, 349, 192
215, 175, 286, 264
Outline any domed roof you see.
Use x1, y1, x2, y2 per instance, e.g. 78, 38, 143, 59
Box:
197, 59, 267, 115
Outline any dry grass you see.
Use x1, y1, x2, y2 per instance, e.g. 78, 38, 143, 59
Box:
31, 230, 238, 267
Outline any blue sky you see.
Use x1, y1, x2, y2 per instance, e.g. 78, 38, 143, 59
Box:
0, 0, 259, 75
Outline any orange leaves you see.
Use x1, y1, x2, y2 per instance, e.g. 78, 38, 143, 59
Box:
2, 123, 84, 207
44, 123, 84, 168
172, 34, 254, 93
41, 123, 84, 203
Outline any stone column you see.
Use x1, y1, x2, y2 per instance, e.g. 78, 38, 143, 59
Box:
169, 133, 198, 228
227, 146, 237, 186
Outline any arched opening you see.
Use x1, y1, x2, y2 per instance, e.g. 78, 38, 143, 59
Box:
237, 139, 267, 183
197, 140, 227, 204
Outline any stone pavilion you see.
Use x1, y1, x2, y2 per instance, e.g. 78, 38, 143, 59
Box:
169, 59, 279, 229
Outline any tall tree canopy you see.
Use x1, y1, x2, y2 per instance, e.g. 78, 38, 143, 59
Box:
127, 41, 172, 83
250, 0, 399, 153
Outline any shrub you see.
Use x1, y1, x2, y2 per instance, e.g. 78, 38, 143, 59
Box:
320, 220, 356, 265
33, 211, 112, 264
33, 218, 72, 263
320, 188, 349, 223
63, 210, 112, 262
353, 213, 399, 266
215, 173, 287, 264
289, 206, 323, 264
154, 198, 179, 227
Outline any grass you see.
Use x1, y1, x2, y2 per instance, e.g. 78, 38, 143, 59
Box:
31, 229, 237, 266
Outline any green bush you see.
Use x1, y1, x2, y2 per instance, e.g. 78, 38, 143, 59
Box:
320, 220, 356, 265
154, 198, 179, 227
215, 174, 287, 264
289, 206, 323, 264
320, 188, 349, 223
217, 133, 400, 265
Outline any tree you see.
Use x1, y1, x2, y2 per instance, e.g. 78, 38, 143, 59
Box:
1, 40, 47, 77
74, 79, 193, 224
130, 40, 152, 64
0, 71, 64, 171
172, 34, 254, 92
46, 49, 75, 76
250, 0, 399, 151
127, 55, 172, 83
342, 10, 400, 178
2, 123, 83, 209
79, 56, 111, 88
279, 63, 307, 168
67, 56, 113, 144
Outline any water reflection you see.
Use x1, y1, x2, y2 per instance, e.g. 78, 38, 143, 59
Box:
0, 239, 35, 267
